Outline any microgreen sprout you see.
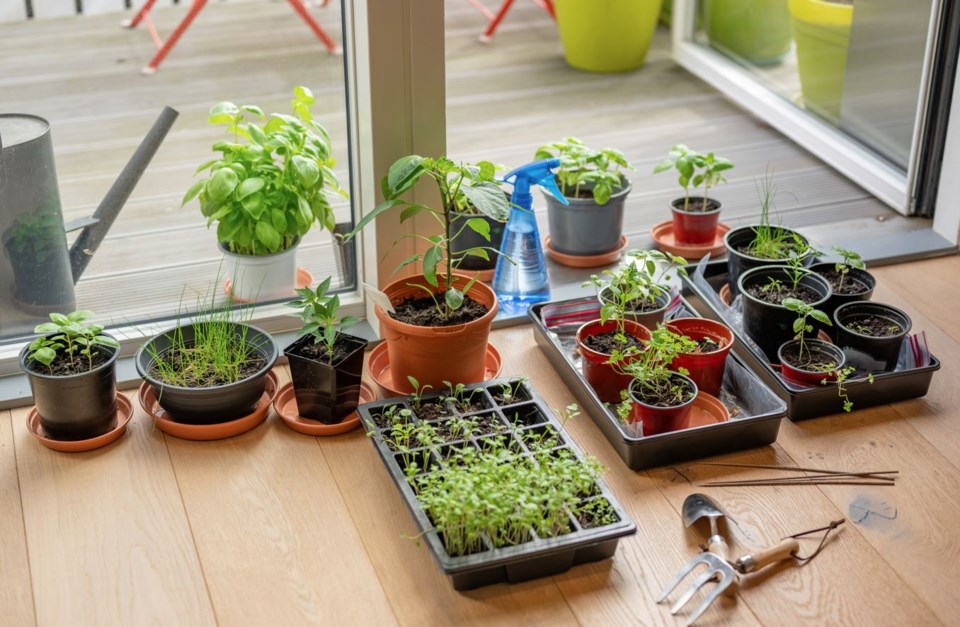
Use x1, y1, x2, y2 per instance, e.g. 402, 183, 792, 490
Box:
407, 376, 433, 409
441, 380, 481, 412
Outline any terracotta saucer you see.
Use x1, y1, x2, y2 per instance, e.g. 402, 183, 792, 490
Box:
719, 284, 832, 344
686, 392, 731, 428
367, 342, 503, 399
138, 371, 278, 441
544, 235, 628, 268
27, 395, 134, 453
224, 268, 314, 304
650, 220, 729, 260
273, 381, 375, 436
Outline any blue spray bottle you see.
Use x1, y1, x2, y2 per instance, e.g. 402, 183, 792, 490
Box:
492, 159, 568, 315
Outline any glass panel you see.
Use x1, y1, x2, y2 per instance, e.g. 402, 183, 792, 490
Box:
693, 0, 934, 170
0, 0, 355, 343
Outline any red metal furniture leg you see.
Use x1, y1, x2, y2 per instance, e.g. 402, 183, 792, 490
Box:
287, 0, 341, 54
476, 0, 555, 44
124, 0, 160, 29
141, 0, 208, 74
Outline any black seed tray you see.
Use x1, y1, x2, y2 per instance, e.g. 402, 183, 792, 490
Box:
529, 297, 787, 470
357, 379, 637, 590
683, 258, 941, 421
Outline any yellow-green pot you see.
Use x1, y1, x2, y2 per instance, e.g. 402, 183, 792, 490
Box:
555, 0, 664, 73
704, 0, 793, 66
789, 0, 854, 125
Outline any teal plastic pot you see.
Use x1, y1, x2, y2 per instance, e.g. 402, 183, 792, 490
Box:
555, 0, 663, 73
789, 0, 854, 125
704, 0, 793, 65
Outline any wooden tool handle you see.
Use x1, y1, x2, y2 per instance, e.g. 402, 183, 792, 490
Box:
734, 538, 800, 574
707, 534, 729, 561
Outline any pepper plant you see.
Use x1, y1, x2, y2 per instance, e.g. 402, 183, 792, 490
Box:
653, 144, 734, 211
534, 137, 632, 204
340, 156, 510, 321
28, 310, 120, 373
286, 276, 359, 364
183, 86, 348, 256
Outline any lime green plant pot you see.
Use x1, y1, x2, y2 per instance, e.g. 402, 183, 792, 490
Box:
660, 0, 672, 27
703, 0, 793, 65
789, 0, 854, 125
555, 0, 663, 73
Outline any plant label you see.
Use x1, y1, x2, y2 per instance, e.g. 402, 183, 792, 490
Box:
363, 282, 395, 314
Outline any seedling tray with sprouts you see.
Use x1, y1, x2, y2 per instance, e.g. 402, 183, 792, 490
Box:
357, 378, 636, 590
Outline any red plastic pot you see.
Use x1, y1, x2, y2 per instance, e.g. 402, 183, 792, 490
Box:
626, 374, 698, 436
666, 317, 734, 396
777, 339, 847, 387
576, 319, 652, 404
671, 197, 721, 244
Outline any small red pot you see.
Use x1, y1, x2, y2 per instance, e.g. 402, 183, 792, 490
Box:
671, 197, 721, 245
626, 375, 697, 436
576, 319, 652, 404
666, 317, 734, 396
777, 339, 847, 387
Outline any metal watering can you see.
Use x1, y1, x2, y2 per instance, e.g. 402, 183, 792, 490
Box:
0, 108, 178, 338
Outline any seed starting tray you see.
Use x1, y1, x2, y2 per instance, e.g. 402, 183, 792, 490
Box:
529, 297, 787, 470
683, 258, 941, 421
357, 379, 637, 590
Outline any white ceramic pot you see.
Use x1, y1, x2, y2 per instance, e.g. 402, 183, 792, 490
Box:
220, 239, 299, 302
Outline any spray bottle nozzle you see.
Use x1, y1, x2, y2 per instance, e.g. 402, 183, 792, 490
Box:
503, 158, 568, 205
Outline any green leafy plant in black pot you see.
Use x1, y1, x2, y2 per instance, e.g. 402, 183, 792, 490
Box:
136, 290, 278, 424
535, 137, 633, 256
183, 86, 347, 301
284, 276, 367, 424
19, 310, 121, 440
654, 144, 733, 245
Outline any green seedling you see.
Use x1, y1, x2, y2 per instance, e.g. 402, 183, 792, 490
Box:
406, 376, 434, 410
613, 325, 697, 420
535, 137, 633, 205
28, 310, 120, 373
783, 298, 832, 363
832, 246, 866, 293
762, 277, 783, 293
652, 144, 734, 211
286, 276, 359, 364
441, 380, 481, 412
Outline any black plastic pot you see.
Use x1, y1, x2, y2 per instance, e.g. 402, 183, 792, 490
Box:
450, 198, 508, 271
284, 332, 367, 423
834, 301, 912, 372
739, 266, 831, 363
544, 178, 630, 256
19, 334, 119, 440
136, 323, 278, 424
357, 379, 636, 589
809, 262, 876, 333
723, 224, 812, 296
599, 287, 670, 329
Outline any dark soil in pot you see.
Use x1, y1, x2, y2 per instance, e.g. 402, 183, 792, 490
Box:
413, 400, 452, 421
627, 374, 697, 436
810, 262, 876, 334
744, 282, 821, 305
834, 301, 911, 372
583, 330, 646, 354
673, 197, 720, 213
724, 224, 812, 296
389, 294, 488, 326
739, 266, 831, 363
151, 348, 266, 387
20, 338, 119, 441
778, 339, 847, 387
285, 332, 367, 424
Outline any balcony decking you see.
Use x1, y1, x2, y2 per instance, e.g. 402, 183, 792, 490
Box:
0, 0, 916, 337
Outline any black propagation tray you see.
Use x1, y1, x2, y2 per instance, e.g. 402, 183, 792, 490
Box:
529, 296, 787, 470
683, 257, 941, 421
356, 378, 637, 590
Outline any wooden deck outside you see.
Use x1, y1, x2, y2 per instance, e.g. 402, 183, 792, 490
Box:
0, 0, 909, 335
0, 254, 957, 626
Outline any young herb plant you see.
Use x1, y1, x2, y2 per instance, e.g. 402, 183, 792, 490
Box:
783, 298, 832, 364
286, 276, 359, 364
614, 325, 698, 419
534, 137, 632, 204
652, 144, 734, 211
340, 156, 510, 321
746, 172, 805, 260
832, 246, 866, 293
407, 376, 434, 410
183, 87, 348, 256
28, 310, 120, 374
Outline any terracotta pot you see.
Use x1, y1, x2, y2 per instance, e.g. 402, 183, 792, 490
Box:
665, 317, 734, 396
376, 273, 498, 393
626, 374, 698, 436
576, 319, 652, 403
670, 197, 721, 245
777, 339, 847, 386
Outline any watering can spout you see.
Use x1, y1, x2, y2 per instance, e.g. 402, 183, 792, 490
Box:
69, 106, 179, 282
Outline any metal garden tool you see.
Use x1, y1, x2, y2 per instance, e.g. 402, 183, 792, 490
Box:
658, 493, 800, 625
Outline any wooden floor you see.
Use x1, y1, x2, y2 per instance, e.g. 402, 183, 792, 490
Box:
0, 254, 957, 626
0, 0, 910, 337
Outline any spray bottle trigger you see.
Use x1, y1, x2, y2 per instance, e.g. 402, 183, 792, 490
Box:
538, 173, 569, 206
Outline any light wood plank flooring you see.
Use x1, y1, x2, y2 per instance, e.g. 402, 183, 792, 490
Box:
0, 0, 911, 340
0, 254, 957, 626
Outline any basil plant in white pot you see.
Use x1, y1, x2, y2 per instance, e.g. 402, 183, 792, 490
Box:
183, 86, 347, 301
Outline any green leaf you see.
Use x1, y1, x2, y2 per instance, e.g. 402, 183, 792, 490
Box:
340, 199, 400, 242
298, 196, 313, 224
92, 335, 120, 349
255, 221, 282, 252
292, 155, 320, 188
395, 254, 420, 271
386, 155, 426, 198
247, 124, 268, 144
181, 180, 205, 207
32, 347, 56, 366
68, 310, 94, 322
466, 218, 491, 241
810, 310, 832, 326
236, 177, 265, 200
399, 204, 431, 223
207, 168, 240, 203
241, 105, 265, 119
460, 183, 509, 221
793, 318, 805, 333
34, 322, 60, 334
271, 208, 288, 235
652, 158, 674, 173
422, 245, 442, 287
208, 101, 239, 125
445, 287, 464, 311
593, 182, 611, 205
293, 86, 315, 106
240, 193, 266, 220
49, 313, 68, 325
